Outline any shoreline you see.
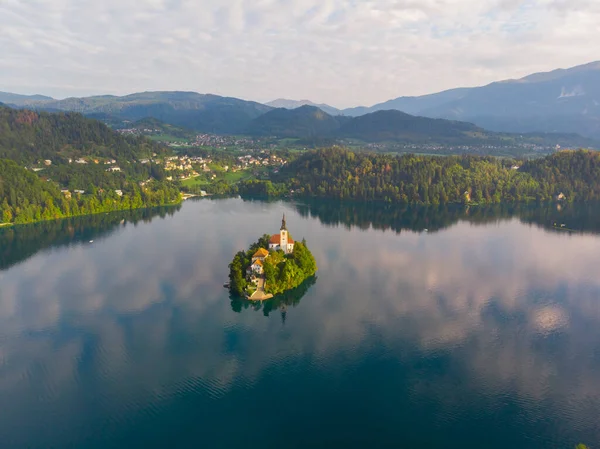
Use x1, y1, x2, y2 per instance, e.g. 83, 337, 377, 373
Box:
0, 200, 183, 229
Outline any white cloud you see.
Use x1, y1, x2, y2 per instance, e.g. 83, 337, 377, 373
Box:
0, 0, 598, 106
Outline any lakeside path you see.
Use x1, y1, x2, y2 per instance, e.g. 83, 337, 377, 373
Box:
249, 277, 273, 301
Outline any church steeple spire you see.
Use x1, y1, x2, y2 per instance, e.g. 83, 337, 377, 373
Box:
281, 214, 287, 231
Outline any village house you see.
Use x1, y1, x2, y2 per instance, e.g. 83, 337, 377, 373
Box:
252, 248, 269, 262
248, 258, 264, 275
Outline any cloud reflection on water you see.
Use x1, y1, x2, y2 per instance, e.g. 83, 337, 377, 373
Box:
0, 198, 599, 445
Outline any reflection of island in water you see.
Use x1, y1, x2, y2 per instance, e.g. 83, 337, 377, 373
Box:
0, 205, 181, 271
230, 276, 317, 320
291, 199, 600, 236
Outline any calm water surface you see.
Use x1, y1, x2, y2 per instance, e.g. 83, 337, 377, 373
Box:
0, 198, 599, 449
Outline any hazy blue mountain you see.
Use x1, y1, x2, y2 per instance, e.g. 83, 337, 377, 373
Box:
343, 88, 470, 117
249, 105, 488, 142
265, 99, 341, 116
343, 61, 600, 139
245, 106, 597, 150
26, 91, 273, 134
247, 105, 344, 137
0, 91, 54, 106
338, 109, 481, 142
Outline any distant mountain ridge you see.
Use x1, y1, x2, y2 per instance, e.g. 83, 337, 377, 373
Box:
245, 105, 597, 149
265, 99, 341, 116
342, 61, 600, 139
0, 91, 54, 106
248, 105, 346, 137
3, 60, 600, 140
16, 91, 273, 135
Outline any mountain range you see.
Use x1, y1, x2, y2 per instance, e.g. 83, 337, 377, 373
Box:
1, 91, 271, 135
1, 60, 599, 143
245, 105, 596, 151
269, 61, 600, 140
265, 99, 341, 116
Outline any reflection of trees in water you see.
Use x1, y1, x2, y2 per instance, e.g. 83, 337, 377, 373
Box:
293, 199, 600, 235
230, 276, 317, 321
0, 205, 181, 270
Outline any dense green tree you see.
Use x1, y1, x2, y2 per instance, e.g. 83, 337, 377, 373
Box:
228, 251, 248, 296
272, 147, 600, 205
0, 159, 180, 225
0, 105, 168, 164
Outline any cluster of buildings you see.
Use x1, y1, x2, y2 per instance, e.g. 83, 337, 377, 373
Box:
59, 188, 123, 198
247, 215, 295, 277
116, 127, 161, 136
236, 152, 287, 170
192, 134, 259, 149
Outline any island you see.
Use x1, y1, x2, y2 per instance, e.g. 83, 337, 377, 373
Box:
228, 215, 317, 300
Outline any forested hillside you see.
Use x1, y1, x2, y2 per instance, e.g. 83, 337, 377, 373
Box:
273, 147, 600, 204
0, 159, 179, 224
24, 91, 273, 134
0, 106, 167, 164
0, 106, 181, 225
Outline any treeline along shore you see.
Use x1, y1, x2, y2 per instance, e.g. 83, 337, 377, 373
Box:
2, 102, 600, 227
238, 147, 600, 205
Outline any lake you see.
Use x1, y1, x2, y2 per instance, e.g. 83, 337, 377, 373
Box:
0, 198, 599, 449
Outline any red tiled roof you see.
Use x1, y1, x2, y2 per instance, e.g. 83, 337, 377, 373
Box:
269, 234, 294, 245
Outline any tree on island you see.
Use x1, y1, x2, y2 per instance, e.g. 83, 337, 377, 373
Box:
228, 235, 317, 298
263, 240, 317, 295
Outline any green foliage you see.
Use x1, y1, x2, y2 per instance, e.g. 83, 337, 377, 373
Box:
263, 241, 318, 295
238, 180, 288, 197
274, 147, 600, 204
0, 159, 180, 225
228, 237, 317, 297
228, 235, 272, 296
228, 251, 248, 296
575, 444, 590, 449
0, 105, 168, 164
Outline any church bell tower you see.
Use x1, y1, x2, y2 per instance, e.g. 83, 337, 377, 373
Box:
280, 214, 288, 251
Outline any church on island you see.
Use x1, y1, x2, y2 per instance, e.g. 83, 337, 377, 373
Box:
247, 215, 295, 276
269, 214, 295, 254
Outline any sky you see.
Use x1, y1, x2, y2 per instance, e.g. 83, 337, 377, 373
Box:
0, 0, 598, 108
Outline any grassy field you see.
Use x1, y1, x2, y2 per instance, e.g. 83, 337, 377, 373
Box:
220, 170, 254, 183
148, 134, 189, 143
181, 176, 210, 188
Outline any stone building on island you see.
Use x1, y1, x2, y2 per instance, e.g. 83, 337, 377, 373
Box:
269, 214, 295, 254
245, 215, 295, 278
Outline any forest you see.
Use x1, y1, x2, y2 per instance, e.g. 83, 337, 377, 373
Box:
0, 106, 182, 225
271, 147, 600, 204
0, 105, 168, 164
0, 159, 180, 225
